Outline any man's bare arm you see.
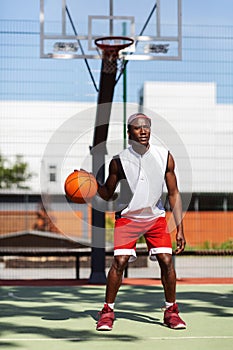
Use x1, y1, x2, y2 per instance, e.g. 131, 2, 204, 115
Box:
97, 158, 119, 201
165, 153, 186, 254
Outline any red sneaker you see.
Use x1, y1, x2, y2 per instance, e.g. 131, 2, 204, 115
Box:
163, 303, 186, 329
96, 304, 115, 331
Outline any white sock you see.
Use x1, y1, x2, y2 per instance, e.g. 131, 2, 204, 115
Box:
165, 301, 175, 309
105, 302, 115, 310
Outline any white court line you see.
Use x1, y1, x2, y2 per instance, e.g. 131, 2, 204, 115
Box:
150, 336, 233, 340
8, 292, 38, 301
0, 336, 233, 342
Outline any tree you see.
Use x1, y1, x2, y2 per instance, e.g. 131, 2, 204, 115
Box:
0, 153, 34, 189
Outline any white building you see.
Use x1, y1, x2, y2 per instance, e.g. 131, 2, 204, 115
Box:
141, 81, 233, 193
0, 81, 232, 194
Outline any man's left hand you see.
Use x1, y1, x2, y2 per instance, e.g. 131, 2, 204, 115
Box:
175, 231, 186, 255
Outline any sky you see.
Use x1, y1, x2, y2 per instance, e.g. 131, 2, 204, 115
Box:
1, 0, 233, 25
0, 0, 233, 103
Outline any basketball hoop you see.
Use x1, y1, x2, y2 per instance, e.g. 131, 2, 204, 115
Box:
95, 36, 134, 74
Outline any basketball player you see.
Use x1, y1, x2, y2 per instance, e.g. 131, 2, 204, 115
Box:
96, 113, 186, 330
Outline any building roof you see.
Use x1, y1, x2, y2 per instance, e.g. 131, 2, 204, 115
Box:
0, 230, 91, 253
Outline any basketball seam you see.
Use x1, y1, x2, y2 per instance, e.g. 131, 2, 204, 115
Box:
83, 173, 97, 199
65, 171, 97, 203
71, 179, 90, 198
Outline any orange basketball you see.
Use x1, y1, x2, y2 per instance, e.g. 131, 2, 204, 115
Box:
64, 170, 98, 204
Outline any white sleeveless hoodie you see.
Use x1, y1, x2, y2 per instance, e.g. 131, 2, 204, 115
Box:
119, 144, 169, 221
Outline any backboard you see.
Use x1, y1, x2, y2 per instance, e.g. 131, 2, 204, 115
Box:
40, 0, 182, 61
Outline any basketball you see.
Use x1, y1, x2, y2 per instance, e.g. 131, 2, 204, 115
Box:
64, 170, 98, 204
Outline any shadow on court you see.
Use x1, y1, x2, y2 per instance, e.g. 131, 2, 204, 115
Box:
86, 308, 161, 325
178, 290, 233, 317
0, 284, 232, 348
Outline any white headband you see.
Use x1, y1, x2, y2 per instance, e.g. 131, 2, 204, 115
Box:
127, 113, 151, 125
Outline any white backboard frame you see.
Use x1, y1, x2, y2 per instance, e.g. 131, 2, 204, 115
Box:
40, 0, 182, 61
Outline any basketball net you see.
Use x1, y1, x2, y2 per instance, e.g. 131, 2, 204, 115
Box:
95, 36, 134, 74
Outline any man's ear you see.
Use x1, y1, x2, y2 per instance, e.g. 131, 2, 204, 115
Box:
127, 129, 132, 144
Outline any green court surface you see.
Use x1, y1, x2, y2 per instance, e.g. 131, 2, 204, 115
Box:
0, 284, 232, 350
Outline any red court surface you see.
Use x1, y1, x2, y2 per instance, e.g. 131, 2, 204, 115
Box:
0, 277, 232, 286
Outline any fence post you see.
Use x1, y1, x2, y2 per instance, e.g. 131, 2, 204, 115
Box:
75, 254, 80, 279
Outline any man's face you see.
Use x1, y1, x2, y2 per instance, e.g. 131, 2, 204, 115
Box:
128, 117, 151, 148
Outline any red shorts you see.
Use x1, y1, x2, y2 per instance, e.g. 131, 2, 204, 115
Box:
114, 217, 172, 262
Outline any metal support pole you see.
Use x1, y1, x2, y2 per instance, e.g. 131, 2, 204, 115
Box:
75, 254, 80, 280
89, 61, 117, 284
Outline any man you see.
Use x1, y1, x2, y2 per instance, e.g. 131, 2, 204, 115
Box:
96, 112, 186, 331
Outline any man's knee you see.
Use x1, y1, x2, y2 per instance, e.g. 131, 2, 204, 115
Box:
157, 253, 174, 271
112, 255, 129, 275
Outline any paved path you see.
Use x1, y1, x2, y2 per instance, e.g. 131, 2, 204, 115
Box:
0, 256, 232, 279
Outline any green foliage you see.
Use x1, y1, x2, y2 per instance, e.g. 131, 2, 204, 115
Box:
203, 240, 211, 250
105, 214, 114, 243
181, 239, 233, 251
0, 153, 33, 189
137, 235, 146, 244
219, 239, 233, 250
